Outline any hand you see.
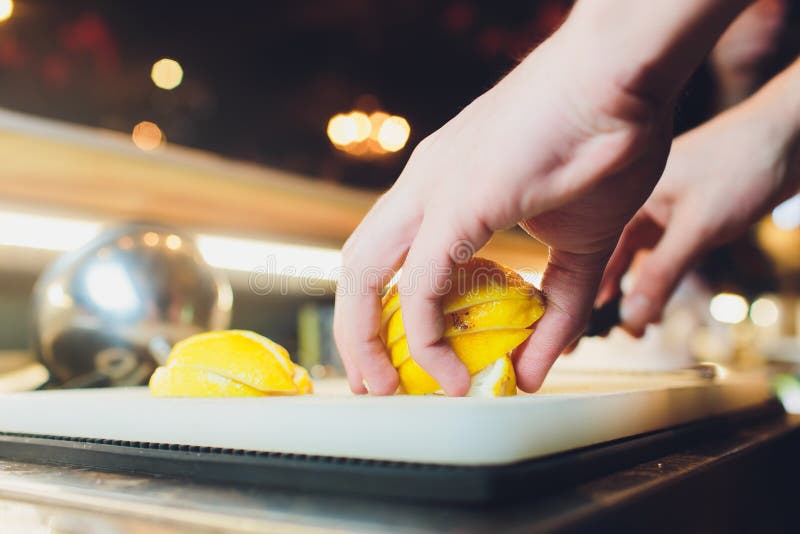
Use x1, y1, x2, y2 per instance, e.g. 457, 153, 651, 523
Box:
333, 1, 751, 396
599, 77, 800, 336
334, 29, 671, 396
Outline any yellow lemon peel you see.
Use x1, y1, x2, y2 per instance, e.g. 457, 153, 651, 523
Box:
149, 330, 312, 397
380, 257, 545, 396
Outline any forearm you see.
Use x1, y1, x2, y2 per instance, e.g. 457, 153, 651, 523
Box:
562, 0, 753, 105
754, 55, 800, 196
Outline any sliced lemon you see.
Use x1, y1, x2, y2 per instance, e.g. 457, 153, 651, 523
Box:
396, 355, 517, 397
379, 257, 545, 397
149, 366, 265, 397
388, 327, 532, 376
466, 356, 517, 397
149, 330, 312, 397
292, 364, 314, 395
397, 358, 442, 395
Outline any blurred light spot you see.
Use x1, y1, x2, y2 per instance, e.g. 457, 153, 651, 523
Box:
85, 262, 139, 313
0, 210, 100, 251
46, 283, 72, 308
165, 234, 182, 250
350, 111, 371, 142
772, 194, 800, 230
368, 111, 389, 140
0, 0, 13, 22
750, 297, 779, 327
151, 58, 183, 90
217, 282, 233, 312
709, 292, 748, 324
774, 375, 800, 414
327, 113, 358, 146
132, 121, 164, 151
196, 234, 341, 279
378, 116, 411, 152
142, 232, 160, 247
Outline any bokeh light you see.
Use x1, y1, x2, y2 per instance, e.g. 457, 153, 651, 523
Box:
132, 121, 164, 151
165, 234, 182, 250
327, 110, 410, 156
709, 292, 749, 324
350, 111, 371, 142
377, 115, 411, 152
142, 232, 160, 247
368, 111, 389, 140
151, 58, 184, 90
0, 0, 13, 22
327, 113, 358, 146
772, 194, 800, 230
750, 297, 779, 327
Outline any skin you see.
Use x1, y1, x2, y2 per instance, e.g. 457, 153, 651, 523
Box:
711, 0, 788, 109
602, 56, 800, 336
334, 0, 752, 396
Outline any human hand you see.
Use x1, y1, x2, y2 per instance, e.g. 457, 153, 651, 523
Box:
599, 69, 800, 336
334, 32, 671, 396
333, 0, 752, 396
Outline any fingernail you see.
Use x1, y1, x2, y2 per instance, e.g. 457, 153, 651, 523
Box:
620, 294, 652, 327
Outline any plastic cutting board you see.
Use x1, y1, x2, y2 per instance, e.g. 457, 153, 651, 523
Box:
0, 372, 772, 466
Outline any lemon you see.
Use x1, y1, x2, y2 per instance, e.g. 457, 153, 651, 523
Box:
380, 257, 545, 396
467, 356, 517, 397
149, 330, 313, 397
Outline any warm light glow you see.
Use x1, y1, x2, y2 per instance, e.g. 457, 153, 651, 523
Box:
0, 209, 343, 283
142, 232, 160, 247
0, 0, 13, 22
327, 113, 358, 146
377, 116, 411, 152
196, 234, 341, 280
709, 292, 749, 324
350, 111, 371, 142
368, 111, 389, 140
132, 121, 164, 151
151, 58, 184, 90
165, 234, 182, 250
750, 297, 779, 327
772, 194, 800, 230
327, 109, 410, 156
0, 210, 100, 251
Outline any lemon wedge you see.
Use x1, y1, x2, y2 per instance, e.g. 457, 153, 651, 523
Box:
380, 257, 545, 396
149, 330, 313, 397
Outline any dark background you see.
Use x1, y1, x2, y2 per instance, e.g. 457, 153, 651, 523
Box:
0, 0, 571, 189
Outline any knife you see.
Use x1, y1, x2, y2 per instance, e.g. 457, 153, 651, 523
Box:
583, 294, 622, 337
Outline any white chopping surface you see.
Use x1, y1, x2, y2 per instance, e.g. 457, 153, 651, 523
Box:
0, 371, 772, 466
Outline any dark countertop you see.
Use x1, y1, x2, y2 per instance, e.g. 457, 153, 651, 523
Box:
0, 409, 799, 533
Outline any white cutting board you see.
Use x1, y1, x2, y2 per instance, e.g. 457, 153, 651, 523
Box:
0, 371, 772, 466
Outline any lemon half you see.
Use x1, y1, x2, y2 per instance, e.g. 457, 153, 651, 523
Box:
149, 330, 313, 397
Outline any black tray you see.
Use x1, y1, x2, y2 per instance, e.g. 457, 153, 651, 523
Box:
0, 400, 783, 504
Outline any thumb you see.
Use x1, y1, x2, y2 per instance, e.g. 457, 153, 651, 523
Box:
514, 248, 610, 392
620, 216, 707, 335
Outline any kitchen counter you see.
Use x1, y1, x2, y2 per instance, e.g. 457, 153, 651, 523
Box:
0, 411, 799, 533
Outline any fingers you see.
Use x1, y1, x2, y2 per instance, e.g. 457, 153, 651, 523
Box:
397, 211, 491, 396
333, 192, 419, 395
597, 212, 663, 307
514, 249, 610, 393
619, 211, 707, 335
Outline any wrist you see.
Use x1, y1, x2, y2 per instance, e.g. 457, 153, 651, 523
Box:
564, 0, 752, 105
